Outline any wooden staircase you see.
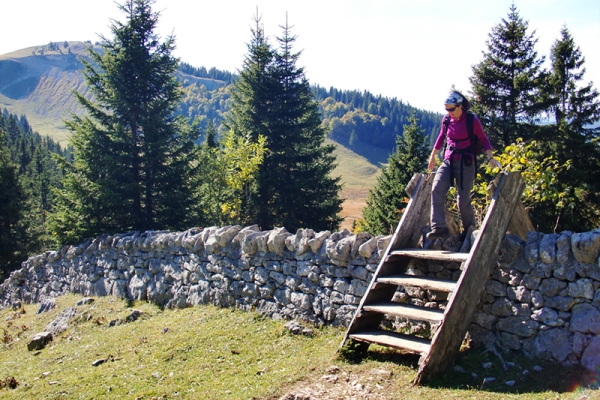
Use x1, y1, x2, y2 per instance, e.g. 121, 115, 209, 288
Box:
340, 171, 525, 384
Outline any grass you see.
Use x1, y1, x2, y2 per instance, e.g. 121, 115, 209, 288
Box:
328, 138, 381, 231
0, 295, 597, 399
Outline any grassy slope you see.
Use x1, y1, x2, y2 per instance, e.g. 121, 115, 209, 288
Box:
328, 138, 381, 231
0, 295, 595, 399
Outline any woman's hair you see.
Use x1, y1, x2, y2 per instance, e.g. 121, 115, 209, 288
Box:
452, 90, 471, 112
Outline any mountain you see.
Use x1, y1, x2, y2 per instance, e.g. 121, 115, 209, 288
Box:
0, 41, 442, 230
0, 41, 229, 144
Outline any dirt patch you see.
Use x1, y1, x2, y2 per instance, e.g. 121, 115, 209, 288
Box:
265, 365, 402, 400
339, 187, 369, 231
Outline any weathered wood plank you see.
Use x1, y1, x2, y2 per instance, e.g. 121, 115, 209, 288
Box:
387, 249, 469, 263
350, 330, 431, 355
377, 275, 457, 292
363, 303, 444, 323
341, 173, 434, 345
415, 172, 525, 384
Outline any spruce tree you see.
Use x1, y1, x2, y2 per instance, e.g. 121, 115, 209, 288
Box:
549, 26, 600, 140
50, 0, 201, 244
544, 26, 600, 230
363, 116, 429, 235
470, 4, 548, 148
226, 14, 342, 231
224, 14, 276, 226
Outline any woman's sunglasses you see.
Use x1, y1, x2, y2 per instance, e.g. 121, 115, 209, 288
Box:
445, 105, 459, 112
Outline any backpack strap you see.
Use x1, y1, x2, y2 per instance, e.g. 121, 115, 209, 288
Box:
439, 114, 451, 161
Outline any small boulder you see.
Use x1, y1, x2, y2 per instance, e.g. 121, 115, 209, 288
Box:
27, 332, 53, 351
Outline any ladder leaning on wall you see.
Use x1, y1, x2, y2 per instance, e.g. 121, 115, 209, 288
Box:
340, 171, 526, 385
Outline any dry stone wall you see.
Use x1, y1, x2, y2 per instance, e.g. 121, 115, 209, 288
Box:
1, 225, 599, 373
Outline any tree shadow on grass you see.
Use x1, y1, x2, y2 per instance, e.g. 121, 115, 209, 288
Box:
340, 343, 598, 395
427, 348, 598, 395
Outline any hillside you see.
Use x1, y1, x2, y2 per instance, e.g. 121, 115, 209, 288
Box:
0, 41, 229, 144
0, 42, 421, 230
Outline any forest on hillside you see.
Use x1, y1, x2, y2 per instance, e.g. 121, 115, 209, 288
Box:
0, 109, 71, 274
176, 63, 441, 165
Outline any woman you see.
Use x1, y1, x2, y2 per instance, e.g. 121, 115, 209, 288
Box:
426, 91, 502, 240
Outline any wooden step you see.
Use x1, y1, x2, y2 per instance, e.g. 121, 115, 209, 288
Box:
363, 303, 444, 323
377, 275, 457, 292
387, 249, 469, 263
350, 330, 431, 354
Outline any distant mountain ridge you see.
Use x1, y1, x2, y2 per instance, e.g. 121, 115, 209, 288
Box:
0, 41, 230, 143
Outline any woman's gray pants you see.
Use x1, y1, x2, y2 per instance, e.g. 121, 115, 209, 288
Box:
430, 159, 476, 231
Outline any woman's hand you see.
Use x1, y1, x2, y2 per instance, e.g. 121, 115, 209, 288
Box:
485, 150, 502, 169
428, 156, 437, 172
488, 157, 502, 169
428, 149, 438, 172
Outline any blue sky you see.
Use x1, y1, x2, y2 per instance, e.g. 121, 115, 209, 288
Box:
1, 0, 599, 113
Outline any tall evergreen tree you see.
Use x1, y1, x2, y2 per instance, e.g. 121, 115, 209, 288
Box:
548, 26, 600, 140
226, 14, 342, 231
543, 26, 600, 230
362, 115, 429, 235
50, 0, 201, 245
470, 4, 547, 148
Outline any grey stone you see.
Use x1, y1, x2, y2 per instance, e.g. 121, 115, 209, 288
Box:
45, 307, 77, 334
491, 297, 515, 317
27, 331, 53, 351
485, 280, 506, 297
37, 298, 56, 314
496, 317, 539, 337
553, 264, 577, 282
535, 328, 572, 362
581, 336, 600, 373
521, 274, 541, 290
348, 264, 368, 281
531, 307, 559, 326
525, 231, 542, 263
570, 303, 600, 334
308, 230, 330, 254
568, 279, 595, 299
267, 227, 291, 255
500, 332, 521, 350
507, 286, 531, 303
543, 295, 576, 312
530, 263, 552, 279
499, 234, 524, 264
473, 311, 497, 330
539, 233, 557, 264
571, 229, 600, 264
556, 231, 573, 264
539, 278, 567, 297
572, 332, 586, 357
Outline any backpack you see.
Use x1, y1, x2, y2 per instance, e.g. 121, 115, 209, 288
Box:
440, 111, 483, 158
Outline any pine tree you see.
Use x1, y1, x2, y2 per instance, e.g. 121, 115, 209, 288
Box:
470, 4, 548, 148
363, 115, 429, 235
225, 14, 342, 231
266, 18, 342, 231
49, 0, 201, 244
543, 26, 600, 230
549, 26, 600, 140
